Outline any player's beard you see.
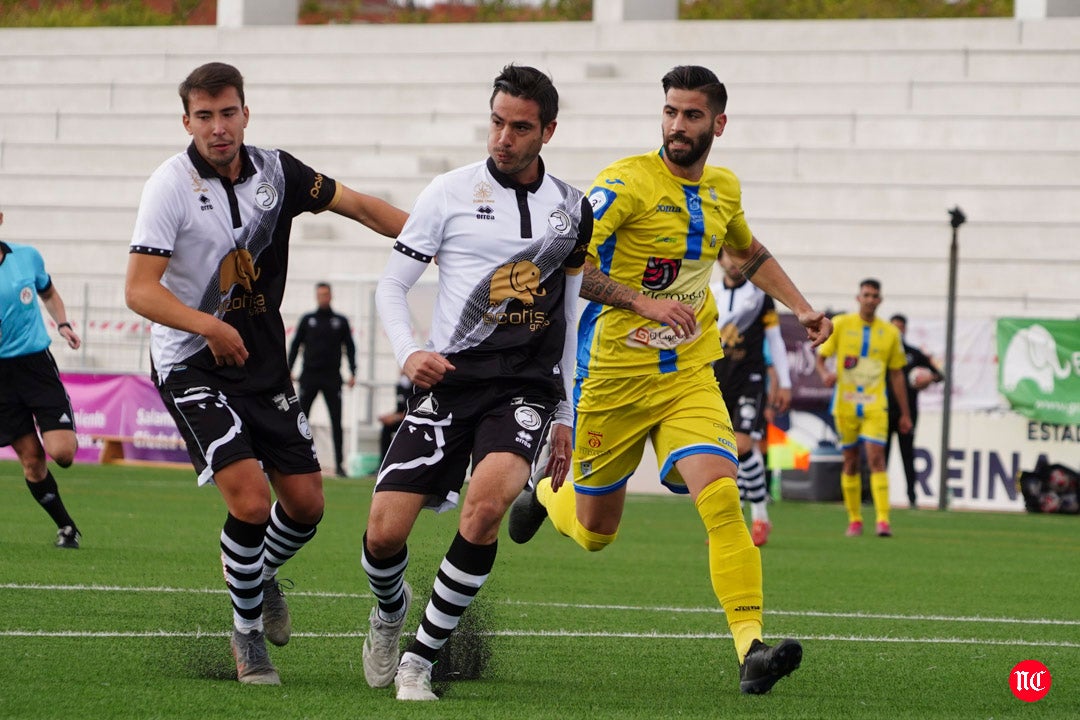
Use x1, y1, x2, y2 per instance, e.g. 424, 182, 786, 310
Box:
664, 129, 713, 168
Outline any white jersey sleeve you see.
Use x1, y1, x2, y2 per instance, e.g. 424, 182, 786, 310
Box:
554, 269, 582, 426
376, 250, 430, 370
130, 155, 187, 256
765, 323, 792, 389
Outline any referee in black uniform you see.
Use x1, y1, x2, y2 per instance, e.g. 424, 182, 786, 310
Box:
288, 282, 357, 477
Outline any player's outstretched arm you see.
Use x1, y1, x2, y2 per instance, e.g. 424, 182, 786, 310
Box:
331, 185, 409, 239
726, 237, 832, 347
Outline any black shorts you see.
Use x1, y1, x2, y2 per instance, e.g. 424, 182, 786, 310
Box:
376, 381, 557, 511
157, 367, 320, 484
0, 349, 75, 446
721, 370, 767, 439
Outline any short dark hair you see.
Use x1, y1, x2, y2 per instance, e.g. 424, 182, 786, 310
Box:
661, 65, 727, 114
316, 282, 331, 291
179, 62, 245, 115
860, 278, 882, 291
890, 313, 907, 325
491, 64, 558, 128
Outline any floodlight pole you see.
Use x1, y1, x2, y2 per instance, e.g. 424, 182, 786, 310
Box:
938, 206, 965, 510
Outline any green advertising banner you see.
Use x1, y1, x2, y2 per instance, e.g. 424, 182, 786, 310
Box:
997, 318, 1080, 424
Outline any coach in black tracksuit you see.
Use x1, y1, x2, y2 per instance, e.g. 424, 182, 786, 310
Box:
288, 282, 357, 477
886, 314, 944, 508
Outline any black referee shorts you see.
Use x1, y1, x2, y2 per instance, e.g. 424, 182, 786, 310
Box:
0, 349, 75, 446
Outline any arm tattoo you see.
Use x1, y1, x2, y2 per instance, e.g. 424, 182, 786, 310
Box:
740, 247, 773, 279
581, 263, 640, 309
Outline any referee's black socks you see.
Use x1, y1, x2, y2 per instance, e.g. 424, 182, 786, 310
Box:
26, 470, 78, 532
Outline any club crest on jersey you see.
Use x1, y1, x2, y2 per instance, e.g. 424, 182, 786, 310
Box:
547, 210, 571, 234
20, 286, 34, 304
489, 260, 547, 307
514, 406, 543, 431
255, 183, 278, 210
642, 257, 681, 291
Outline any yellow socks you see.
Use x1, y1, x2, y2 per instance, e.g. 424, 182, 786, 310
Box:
870, 470, 890, 524
841, 472, 863, 523
536, 477, 616, 552
695, 478, 763, 661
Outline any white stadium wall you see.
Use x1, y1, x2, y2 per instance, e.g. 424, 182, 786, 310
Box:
1, 16, 1077, 479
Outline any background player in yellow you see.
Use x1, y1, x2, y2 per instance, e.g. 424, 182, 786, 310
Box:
815, 279, 911, 538
509, 65, 832, 695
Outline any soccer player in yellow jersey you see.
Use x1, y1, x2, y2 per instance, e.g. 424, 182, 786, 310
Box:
815, 279, 912, 538
509, 65, 832, 695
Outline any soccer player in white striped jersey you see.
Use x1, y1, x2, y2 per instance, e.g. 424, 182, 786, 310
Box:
359, 64, 591, 701
126, 63, 407, 685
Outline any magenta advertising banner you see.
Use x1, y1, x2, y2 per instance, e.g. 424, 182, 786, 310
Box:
0, 373, 190, 466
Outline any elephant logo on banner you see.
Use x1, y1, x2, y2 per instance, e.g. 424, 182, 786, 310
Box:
219, 248, 261, 294
489, 260, 546, 307
1001, 324, 1071, 394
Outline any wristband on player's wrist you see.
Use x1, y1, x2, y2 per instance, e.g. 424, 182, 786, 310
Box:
57, 322, 72, 331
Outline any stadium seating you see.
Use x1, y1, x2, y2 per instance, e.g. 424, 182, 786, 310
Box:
1, 16, 1078, 401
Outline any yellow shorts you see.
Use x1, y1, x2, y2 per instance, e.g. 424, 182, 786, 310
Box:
834, 409, 889, 448
572, 364, 737, 495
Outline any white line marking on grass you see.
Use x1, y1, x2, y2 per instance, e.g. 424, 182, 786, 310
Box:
3, 583, 1077, 627
500, 600, 1080, 627
2, 629, 1076, 649
0, 583, 362, 598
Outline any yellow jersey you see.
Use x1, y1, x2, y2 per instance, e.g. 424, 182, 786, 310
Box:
818, 313, 906, 416
577, 150, 753, 378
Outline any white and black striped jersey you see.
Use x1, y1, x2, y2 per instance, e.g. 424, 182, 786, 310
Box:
711, 276, 782, 386
130, 143, 341, 392
377, 157, 591, 398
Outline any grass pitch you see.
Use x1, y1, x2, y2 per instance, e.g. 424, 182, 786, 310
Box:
1, 460, 1077, 719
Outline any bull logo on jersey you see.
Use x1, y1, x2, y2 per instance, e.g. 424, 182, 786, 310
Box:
489, 260, 547, 307
642, 257, 681, 291
219, 248, 261, 294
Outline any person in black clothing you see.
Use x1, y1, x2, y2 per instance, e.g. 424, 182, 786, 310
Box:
288, 282, 357, 477
886, 314, 944, 508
